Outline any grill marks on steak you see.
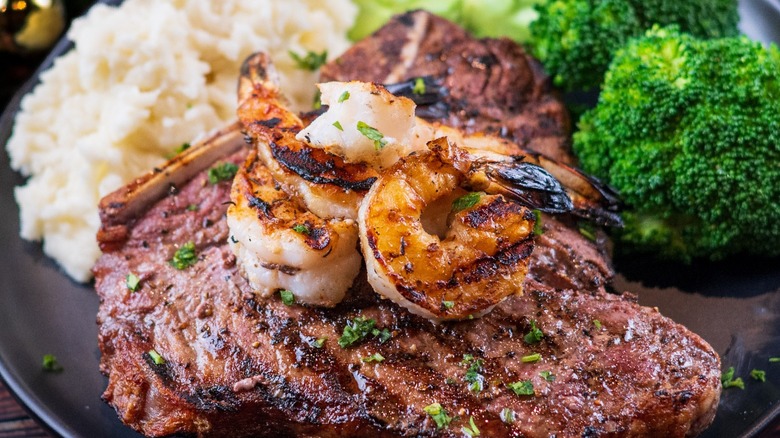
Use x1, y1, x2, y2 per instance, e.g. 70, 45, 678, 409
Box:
96, 11, 719, 437
528, 214, 613, 293
96, 144, 720, 437
321, 10, 573, 164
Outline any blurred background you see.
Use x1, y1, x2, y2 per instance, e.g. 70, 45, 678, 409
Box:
1, 0, 92, 108
1, 2, 92, 435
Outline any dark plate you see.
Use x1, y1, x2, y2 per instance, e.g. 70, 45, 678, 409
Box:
1, 1, 779, 437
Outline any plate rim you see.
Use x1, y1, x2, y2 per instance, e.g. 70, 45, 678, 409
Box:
0, 47, 79, 438
0, 0, 779, 436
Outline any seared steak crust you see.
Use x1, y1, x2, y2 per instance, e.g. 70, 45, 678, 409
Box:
96, 11, 719, 437
321, 10, 573, 164
95, 145, 720, 437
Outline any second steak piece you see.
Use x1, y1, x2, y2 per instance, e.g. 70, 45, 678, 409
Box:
322, 10, 573, 165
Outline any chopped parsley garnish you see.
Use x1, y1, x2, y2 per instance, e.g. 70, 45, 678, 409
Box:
372, 327, 392, 343
723, 378, 745, 389
148, 349, 165, 365
452, 192, 481, 212
292, 223, 311, 235
279, 289, 295, 306
175, 142, 191, 154
356, 121, 387, 150
524, 320, 543, 344
186, 204, 199, 211
313, 89, 322, 109
593, 319, 602, 330
500, 408, 515, 424
289, 49, 327, 71
579, 222, 597, 241
312, 337, 326, 348
42, 354, 63, 372
338, 316, 376, 348
338, 90, 350, 102
361, 353, 385, 363
770, 357, 780, 363
532, 209, 544, 235
721, 367, 745, 389
521, 353, 541, 363
412, 77, 426, 95
442, 300, 455, 309
423, 402, 452, 429
507, 380, 535, 396
539, 370, 555, 382
207, 162, 238, 184
170, 242, 197, 270
125, 273, 140, 292
751, 369, 766, 382
461, 416, 480, 437
461, 354, 485, 392
332, 120, 343, 131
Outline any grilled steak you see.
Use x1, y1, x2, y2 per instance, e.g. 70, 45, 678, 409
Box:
321, 10, 573, 165
95, 12, 720, 437
95, 140, 720, 436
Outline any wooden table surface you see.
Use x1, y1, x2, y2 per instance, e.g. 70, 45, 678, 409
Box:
0, 381, 48, 438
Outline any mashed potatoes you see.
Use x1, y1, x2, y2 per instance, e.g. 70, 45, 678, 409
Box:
6, 0, 356, 281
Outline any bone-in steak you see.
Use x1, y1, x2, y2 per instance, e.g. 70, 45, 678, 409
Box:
94, 11, 721, 437
95, 148, 720, 436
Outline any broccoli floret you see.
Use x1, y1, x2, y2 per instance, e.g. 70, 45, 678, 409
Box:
530, 0, 739, 91
573, 26, 780, 262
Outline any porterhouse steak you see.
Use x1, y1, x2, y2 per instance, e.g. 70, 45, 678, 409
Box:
94, 11, 721, 437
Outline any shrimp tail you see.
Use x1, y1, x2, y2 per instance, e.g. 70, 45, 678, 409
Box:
479, 159, 575, 214
238, 52, 278, 106
478, 156, 624, 227
238, 53, 302, 135
418, 123, 623, 227
526, 153, 623, 227
433, 136, 574, 214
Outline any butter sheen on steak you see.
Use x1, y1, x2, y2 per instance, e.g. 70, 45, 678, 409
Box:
94, 11, 721, 437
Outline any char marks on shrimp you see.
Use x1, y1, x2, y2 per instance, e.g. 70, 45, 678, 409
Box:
359, 138, 540, 320
268, 132, 377, 192
95, 10, 721, 438
95, 160, 721, 436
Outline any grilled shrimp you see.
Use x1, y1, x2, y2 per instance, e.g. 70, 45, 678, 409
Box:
296, 81, 427, 169
233, 52, 620, 312
358, 137, 575, 321
237, 53, 379, 220
420, 121, 623, 226
232, 54, 418, 306
232, 53, 427, 306
227, 148, 361, 307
